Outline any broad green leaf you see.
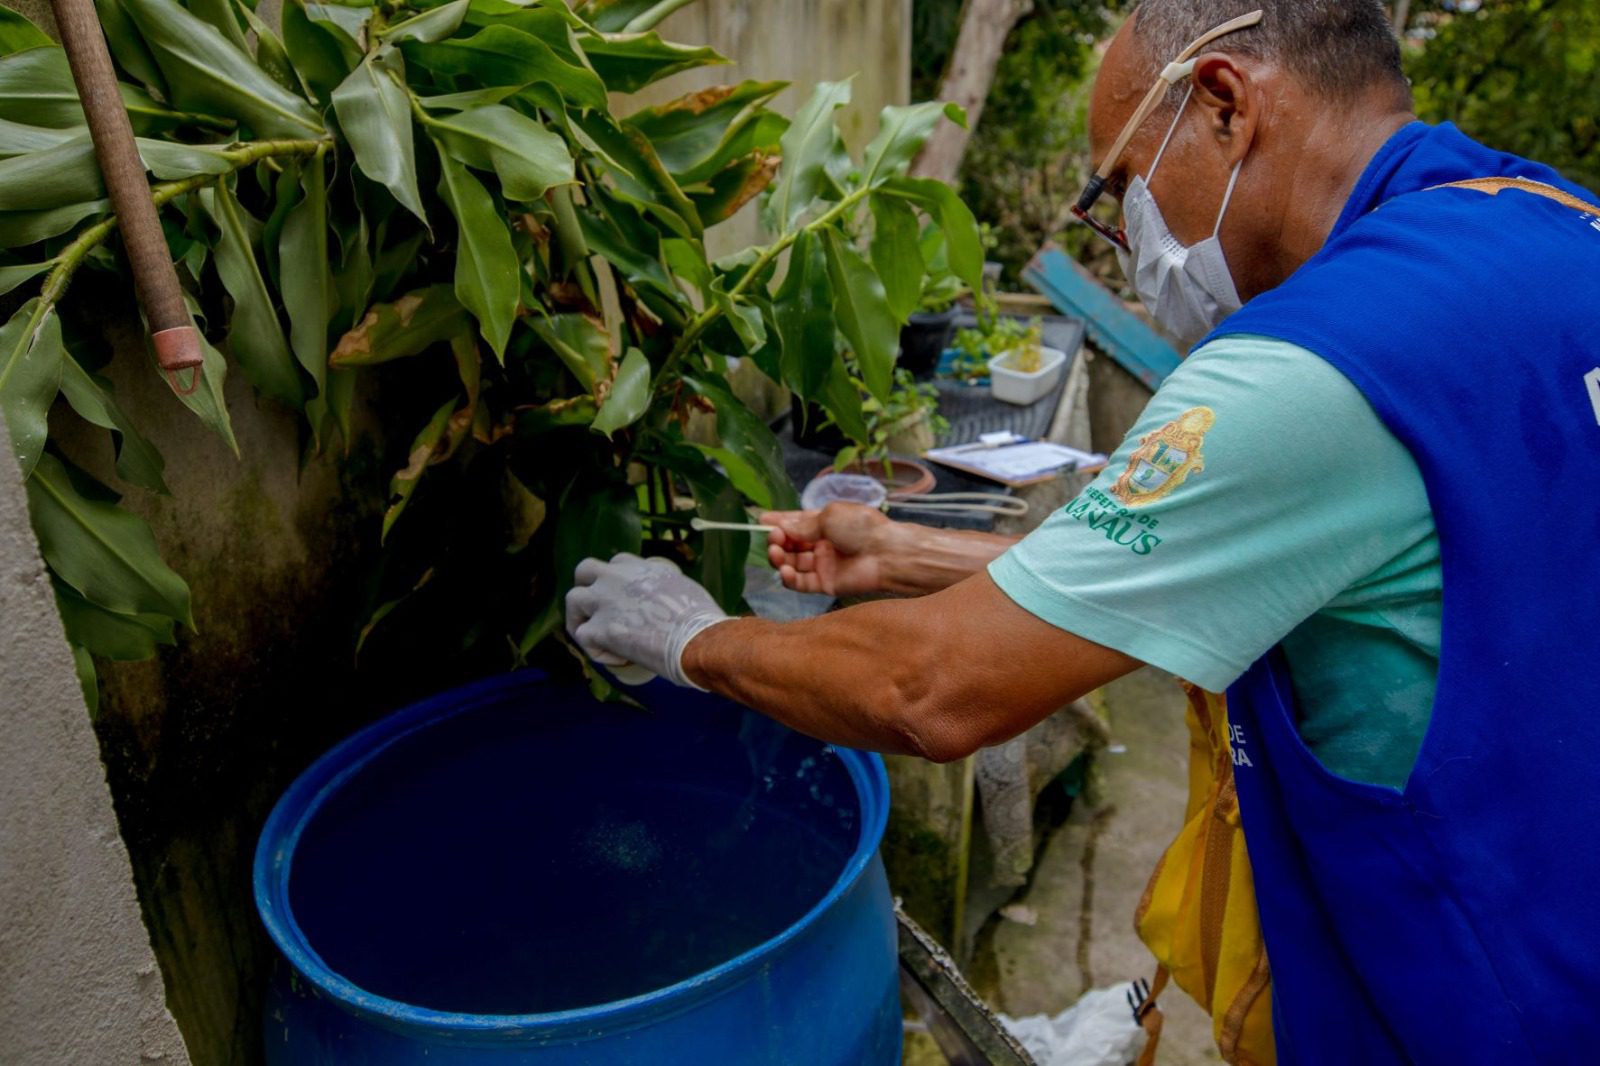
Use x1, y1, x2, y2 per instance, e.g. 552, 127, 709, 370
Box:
823, 229, 897, 403
234, 0, 300, 94
167, 325, 240, 456
407, 26, 607, 110
0, 4, 53, 55
770, 78, 852, 230
305, 2, 369, 42
26, 452, 193, 625
578, 186, 687, 327
623, 80, 784, 179
870, 193, 923, 324
379, 0, 469, 45
580, 30, 727, 94
0, 258, 50, 296
205, 180, 305, 406
591, 346, 649, 437
58, 355, 168, 494
685, 373, 799, 511
330, 284, 468, 367
0, 116, 76, 155
332, 53, 428, 224
119, 0, 323, 138
382, 395, 455, 542
0, 47, 85, 127
773, 229, 833, 399
91, 0, 167, 92
709, 277, 765, 353
137, 139, 235, 179
690, 150, 779, 226
426, 104, 575, 202
0, 200, 106, 247
0, 137, 101, 211
0, 300, 62, 478
879, 175, 984, 297
53, 578, 177, 661
282, 0, 360, 101
356, 566, 435, 658
281, 153, 335, 436
861, 101, 965, 187
436, 151, 519, 360
332, 206, 375, 334
820, 357, 867, 443
531, 311, 611, 390
553, 477, 640, 597
569, 111, 700, 237
615, 0, 693, 33
581, 0, 660, 32
414, 85, 523, 111
189, 0, 249, 51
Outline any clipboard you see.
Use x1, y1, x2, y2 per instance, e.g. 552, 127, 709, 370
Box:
924, 440, 1108, 488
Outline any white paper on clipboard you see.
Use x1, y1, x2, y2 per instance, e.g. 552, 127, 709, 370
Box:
925, 441, 1109, 486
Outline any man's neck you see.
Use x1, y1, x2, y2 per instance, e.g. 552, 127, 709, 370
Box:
1264, 105, 1416, 292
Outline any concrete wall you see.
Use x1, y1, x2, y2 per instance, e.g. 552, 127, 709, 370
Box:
0, 408, 190, 1066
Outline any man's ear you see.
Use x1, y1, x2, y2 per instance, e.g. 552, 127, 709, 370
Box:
1192, 53, 1256, 164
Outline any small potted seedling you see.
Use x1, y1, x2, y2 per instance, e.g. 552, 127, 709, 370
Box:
987, 320, 1066, 405
821, 367, 945, 496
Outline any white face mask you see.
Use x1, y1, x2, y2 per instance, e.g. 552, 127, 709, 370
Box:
1116, 86, 1245, 351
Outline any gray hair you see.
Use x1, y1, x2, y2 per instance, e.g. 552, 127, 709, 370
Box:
1133, 1, 1411, 108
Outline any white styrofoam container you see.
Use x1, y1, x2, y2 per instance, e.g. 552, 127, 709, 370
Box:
988, 346, 1067, 406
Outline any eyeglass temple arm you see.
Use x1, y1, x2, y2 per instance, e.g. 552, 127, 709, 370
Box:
1077, 8, 1265, 213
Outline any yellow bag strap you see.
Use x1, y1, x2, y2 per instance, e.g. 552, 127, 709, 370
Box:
1430, 176, 1598, 216
1134, 966, 1170, 1066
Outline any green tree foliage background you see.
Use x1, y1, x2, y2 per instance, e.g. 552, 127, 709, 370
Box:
915, 0, 1600, 282
1406, 0, 1600, 191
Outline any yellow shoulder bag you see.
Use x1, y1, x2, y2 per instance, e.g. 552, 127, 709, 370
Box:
1132, 683, 1275, 1066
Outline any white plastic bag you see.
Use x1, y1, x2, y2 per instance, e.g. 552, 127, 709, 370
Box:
999, 985, 1147, 1066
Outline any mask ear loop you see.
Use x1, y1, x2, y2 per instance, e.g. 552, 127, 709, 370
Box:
1213, 157, 1244, 237
1145, 82, 1197, 185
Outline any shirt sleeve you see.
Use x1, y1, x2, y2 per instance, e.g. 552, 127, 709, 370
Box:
987, 335, 1434, 692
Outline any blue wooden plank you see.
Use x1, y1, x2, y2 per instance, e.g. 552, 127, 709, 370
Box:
1023, 246, 1182, 389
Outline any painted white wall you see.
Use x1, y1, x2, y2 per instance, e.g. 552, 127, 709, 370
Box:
0, 408, 191, 1064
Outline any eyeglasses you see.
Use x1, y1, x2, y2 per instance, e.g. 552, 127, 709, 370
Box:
1071, 9, 1265, 252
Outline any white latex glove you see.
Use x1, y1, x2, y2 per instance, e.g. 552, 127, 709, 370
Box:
565, 553, 730, 689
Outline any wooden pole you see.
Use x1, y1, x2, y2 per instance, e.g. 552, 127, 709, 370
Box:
49, 0, 203, 390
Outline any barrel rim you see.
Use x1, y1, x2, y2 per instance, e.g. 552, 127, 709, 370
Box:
253, 669, 890, 1041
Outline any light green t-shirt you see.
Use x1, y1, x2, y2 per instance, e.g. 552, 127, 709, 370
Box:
988, 335, 1442, 789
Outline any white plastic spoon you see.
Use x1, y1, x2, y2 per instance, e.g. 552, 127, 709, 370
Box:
690, 518, 779, 534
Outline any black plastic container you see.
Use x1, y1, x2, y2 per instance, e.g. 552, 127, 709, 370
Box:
899, 309, 958, 377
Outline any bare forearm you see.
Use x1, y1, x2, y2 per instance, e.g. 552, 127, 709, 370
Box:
682, 573, 1141, 761
879, 522, 1020, 596
687, 610, 938, 756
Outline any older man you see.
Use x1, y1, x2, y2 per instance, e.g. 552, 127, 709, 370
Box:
569, 2, 1600, 1060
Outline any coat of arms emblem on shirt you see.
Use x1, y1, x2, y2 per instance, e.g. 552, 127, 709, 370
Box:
1111, 407, 1215, 506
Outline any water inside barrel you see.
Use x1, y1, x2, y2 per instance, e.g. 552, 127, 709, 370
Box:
287, 695, 859, 1015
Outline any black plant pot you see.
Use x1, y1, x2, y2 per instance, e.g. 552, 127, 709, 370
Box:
899, 308, 958, 377
789, 393, 851, 453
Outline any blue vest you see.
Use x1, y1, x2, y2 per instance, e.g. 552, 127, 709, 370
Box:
1204, 122, 1600, 1063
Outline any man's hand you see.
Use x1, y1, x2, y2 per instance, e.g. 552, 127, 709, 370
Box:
565, 554, 729, 688
761, 503, 898, 597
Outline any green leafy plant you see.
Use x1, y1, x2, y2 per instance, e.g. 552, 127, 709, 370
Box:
947, 296, 1041, 381
0, 0, 983, 707
830, 365, 947, 475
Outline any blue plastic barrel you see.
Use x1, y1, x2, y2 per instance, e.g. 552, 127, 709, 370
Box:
254, 671, 900, 1064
